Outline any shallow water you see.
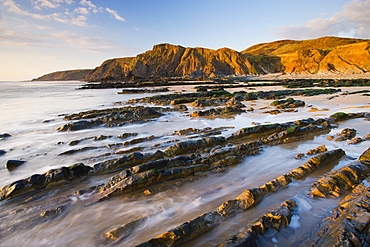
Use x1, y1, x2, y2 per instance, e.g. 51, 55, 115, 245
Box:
0, 81, 369, 246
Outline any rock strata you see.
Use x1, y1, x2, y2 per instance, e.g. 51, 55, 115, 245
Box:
303, 181, 370, 246
56, 106, 163, 131
217, 200, 297, 247
309, 147, 370, 198
0, 163, 92, 200
135, 149, 344, 246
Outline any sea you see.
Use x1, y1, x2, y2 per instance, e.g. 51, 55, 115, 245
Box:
0, 80, 369, 246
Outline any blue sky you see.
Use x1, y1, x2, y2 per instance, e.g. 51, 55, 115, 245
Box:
1, 0, 369, 81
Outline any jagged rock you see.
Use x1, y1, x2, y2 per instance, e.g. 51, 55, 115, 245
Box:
306, 145, 327, 155
58, 147, 98, 156
359, 147, 370, 163
56, 120, 101, 132
225, 100, 245, 108
115, 147, 143, 154
134, 148, 355, 247
217, 200, 297, 247
173, 128, 202, 135
6, 160, 26, 171
137, 211, 223, 247
105, 216, 148, 240
173, 104, 188, 111
0, 133, 11, 139
303, 182, 370, 246
288, 149, 345, 180
190, 107, 245, 117
164, 137, 226, 156
57, 107, 163, 131
295, 153, 305, 159
117, 133, 138, 139
270, 97, 305, 109
190, 99, 225, 107
0, 163, 92, 200
309, 159, 370, 198
40, 204, 69, 218
347, 137, 364, 145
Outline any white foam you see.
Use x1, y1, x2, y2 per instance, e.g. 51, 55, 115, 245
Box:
289, 215, 301, 229
362, 179, 370, 188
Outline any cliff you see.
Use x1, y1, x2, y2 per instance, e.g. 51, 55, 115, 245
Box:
242, 37, 370, 75
85, 44, 255, 81
34, 36, 370, 81
32, 69, 92, 81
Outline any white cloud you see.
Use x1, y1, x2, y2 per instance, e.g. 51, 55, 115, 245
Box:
277, 0, 370, 39
0, 28, 47, 46
32, 0, 60, 10
3, 0, 126, 26
79, 0, 95, 8
79, 0, 98, 13
0, 27, 126, 53
74, 7, 89, 15
51, 30, 123, 52
105, 7, 125, 22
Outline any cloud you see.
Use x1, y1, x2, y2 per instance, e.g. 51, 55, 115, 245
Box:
105, 7, 125, 22
0, 27, 127, 53
0, 28, 47, 46
32, 0, 60, 10
79, 0, 98, 13
51, 30, 124, 53
74, 7, 89, 15
277, 0, 370, 39
3, 0, 126, 26
79, 0, 96, 9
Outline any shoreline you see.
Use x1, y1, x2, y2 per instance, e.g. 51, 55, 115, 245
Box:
246, 72, 370, 80
0, 80, 369, 246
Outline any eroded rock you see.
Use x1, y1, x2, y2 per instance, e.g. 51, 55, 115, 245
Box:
56, 106, 163, 131
309, 149, 370, 198
303, 181, 370, 246
6, 160, 26, 171
0, 163, 92, 200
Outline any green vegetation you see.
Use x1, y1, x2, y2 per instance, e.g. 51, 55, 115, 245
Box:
271, 97, 295, 106
244, 92, 258, 100
287, 125, 300, 133
342, 90, 370, 95
330, 112, 349, 121
171, 98, 197, 105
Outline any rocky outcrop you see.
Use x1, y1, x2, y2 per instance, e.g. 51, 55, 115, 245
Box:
84, 57, 134, 81
85, 44, 255, 81
217, 200, 297, 247
136, 149, 343, 246
318, 41, 370, 74
56, 106, 163, 131
242, 36, 370, 76
0, 163, 92, 200
32, 69, 92, 81
303, 182, 370, 246
309, 147, 370, 198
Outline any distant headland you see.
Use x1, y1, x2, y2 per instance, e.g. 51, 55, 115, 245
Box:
33, 36, 370, 82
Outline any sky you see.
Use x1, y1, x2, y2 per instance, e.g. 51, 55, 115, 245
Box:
1, 0, 369, 81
